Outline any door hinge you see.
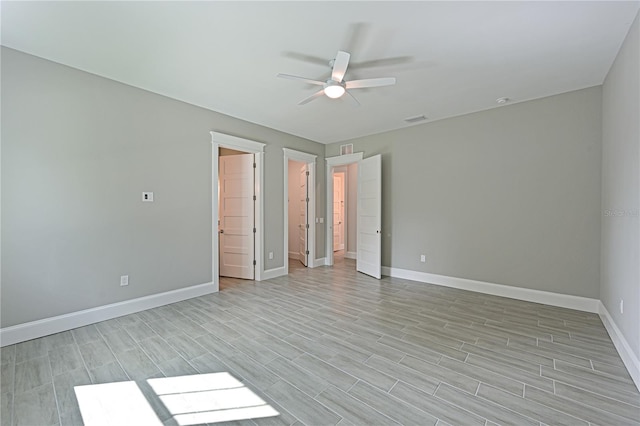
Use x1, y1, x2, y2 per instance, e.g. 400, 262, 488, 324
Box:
306, 171, 309, 176
253, 163, 256, 169
305, 223, 309, 229
253, 195, 256, 201
305, 250, 309, 255
253, 227, 256, 233
253, 260, 256, 266
306, 197, 309, 202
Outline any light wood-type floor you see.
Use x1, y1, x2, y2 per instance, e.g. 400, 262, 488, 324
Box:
1, 256, 639, 425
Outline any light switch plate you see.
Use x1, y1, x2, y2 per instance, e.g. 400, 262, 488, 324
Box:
142, 192, 154, 202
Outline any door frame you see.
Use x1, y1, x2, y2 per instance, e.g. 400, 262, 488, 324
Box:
283, 148, 316, 273
211, 131, 265, 291
326, 152, 363, 266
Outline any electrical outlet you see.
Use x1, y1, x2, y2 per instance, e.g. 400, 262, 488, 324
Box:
142, 192, 154, 202
620, 299, 624, 314
420, 254, 426, 263
269, 251, 274, 260
120, 275, 129, 286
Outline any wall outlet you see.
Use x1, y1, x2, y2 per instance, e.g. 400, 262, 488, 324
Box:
269, 251, 274, 260
620, 299, 624, 314
120, 275, 129, 286
142, 192, 154, 202
420, 254, 426, 263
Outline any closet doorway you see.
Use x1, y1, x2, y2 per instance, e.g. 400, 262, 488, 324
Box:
211, 132, 265, 292
283, 148, 316, 274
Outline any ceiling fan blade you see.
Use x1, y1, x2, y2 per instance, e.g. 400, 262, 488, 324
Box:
331, 51, 350, 82
282, 51, 328, 67
345, 90, 361, 107
350, 56, 413, 70
277, 73, 324, 86
345, 77, 396, 89
298, 89, 325, 105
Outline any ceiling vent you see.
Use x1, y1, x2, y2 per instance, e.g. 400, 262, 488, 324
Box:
404, 114, 427, 124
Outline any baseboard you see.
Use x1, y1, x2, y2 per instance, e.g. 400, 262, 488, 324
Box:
598, 302, 640, 391
381, 267, 600, 313
288, 251, 299, 260
311, 257, 327, 268
345, 251, 357, 260
262, 266, 286, 280
0, 281, 216, 347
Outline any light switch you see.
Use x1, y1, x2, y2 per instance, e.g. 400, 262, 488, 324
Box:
142, 192, 154, 202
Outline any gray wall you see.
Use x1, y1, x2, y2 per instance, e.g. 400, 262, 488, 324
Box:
1, 47, 325, 327
601, 11, 639, 361
326, 87, 603, 298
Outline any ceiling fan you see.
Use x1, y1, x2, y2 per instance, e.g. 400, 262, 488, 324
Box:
277, 50, 396, 106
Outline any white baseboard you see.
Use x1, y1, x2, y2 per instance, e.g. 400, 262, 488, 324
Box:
311, 257, 327, 268
598, 302, 640, 391
288, 251, 299, 260
0, 282, 216, 347
381, 266, 600, 313
345, 251, 357, 260
262, 266, 286, 280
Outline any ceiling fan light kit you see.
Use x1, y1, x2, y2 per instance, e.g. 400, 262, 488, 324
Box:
323, 81, 346, 98
278, 50, 396, 105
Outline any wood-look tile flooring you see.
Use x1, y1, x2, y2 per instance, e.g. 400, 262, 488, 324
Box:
1, 256, 639, 425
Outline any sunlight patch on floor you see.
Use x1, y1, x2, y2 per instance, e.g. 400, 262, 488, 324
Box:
148, 372, 279, 425
75, 381, 162, 426
75, 372, 279, 426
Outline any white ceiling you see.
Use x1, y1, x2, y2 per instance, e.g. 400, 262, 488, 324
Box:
2, 1, 639, 144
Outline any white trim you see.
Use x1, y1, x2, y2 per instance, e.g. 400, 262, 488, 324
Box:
0, 282, 215, 347
212, 132, 266, 153
381, 266, 600, 313
283, 148, 317, 273
262, 266, 287, 281
311, 257, 327, 267
326, 152, 364, 266
345, 251, 357, 260
599, 302, 640, 391
211, 131, 265, 287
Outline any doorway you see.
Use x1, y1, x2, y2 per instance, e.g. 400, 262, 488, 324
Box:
326, 152, 362, 267
211, 132, 265, 292
288, 159, 308, 266
283, 148, 317, 275
333, 170, 346, 253
326, 152, 382, 279
219, 149, 255, 280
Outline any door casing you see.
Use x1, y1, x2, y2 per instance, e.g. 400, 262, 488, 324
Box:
211, 132, 265, 292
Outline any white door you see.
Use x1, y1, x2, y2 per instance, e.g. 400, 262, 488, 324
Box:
357, 155, 382, 279
219, 154, 254, 279
333, 173, 345, 251
299, 164, 308, 266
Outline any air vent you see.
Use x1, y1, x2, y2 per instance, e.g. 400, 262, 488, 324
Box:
404, 114, 427, 123
340, 144, 353, 155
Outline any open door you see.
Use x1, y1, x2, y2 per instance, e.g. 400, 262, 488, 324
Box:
299, 164, 309, 266
333, 172, 345, 251
219, 153, 255, 279
357, 154, 381, 279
